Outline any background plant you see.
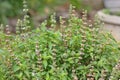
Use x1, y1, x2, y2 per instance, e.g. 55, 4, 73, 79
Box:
0, 0, 91, 24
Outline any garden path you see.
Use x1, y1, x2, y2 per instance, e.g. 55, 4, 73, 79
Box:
104, 24, 120, 42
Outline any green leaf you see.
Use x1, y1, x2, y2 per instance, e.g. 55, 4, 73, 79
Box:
24, 70, 30, 78
0, 49, 4, 53
13, 66, 21, 73
16, 72, 23, 79
67, 58, 74, 64
43, 60, 48, 69
46, 73, 50, 80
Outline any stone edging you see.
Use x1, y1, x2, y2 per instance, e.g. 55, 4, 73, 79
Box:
97, 10, 120, 26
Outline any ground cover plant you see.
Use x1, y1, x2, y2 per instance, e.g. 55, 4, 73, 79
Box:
0, 0, 120, 80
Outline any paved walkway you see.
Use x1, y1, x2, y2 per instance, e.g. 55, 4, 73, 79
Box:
104, 24, 120, 42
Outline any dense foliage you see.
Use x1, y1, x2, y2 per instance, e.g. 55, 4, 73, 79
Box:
0, 1, 120, 80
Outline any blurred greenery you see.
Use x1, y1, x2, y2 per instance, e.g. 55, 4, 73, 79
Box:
102, 9, 120, 16
0, 0, 90, 24
0, 0, 23, 24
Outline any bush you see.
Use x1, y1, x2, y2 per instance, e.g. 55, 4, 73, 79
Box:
0, 2, 120, 80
